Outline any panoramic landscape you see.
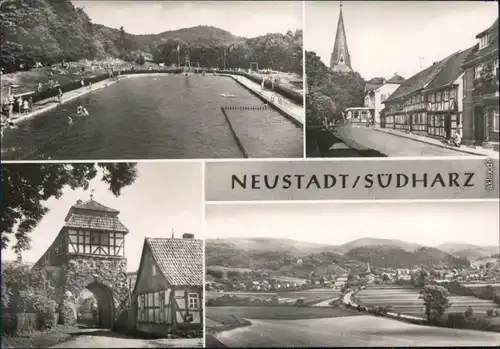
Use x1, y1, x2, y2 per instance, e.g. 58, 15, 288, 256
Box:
1, 162, 204, 348
204, 201, 500, 347
305, 1, 498, 158
0, 0, 304, 160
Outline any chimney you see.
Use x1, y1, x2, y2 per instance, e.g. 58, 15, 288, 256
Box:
76, 199, 83, 204
182, 233, 194, 239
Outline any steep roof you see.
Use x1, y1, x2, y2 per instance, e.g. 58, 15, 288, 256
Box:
146, 237, 203, 287
365, 83, 384, 93
387, 73, 405, 84
463, 19, 498, 67
64, 214, 129, 233
384, 53, 455, 103
330, 6, 352, 71
73, 199, 119, 213
476, 18, 498, 39
424, 46, 476, 92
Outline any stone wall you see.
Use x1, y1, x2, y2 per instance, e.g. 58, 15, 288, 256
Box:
58, 257, 130, 327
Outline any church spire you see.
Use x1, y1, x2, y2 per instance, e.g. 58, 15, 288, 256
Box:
330, 1, 352, 72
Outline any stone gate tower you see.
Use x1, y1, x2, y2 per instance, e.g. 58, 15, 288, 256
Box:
330, 1, 353, 73
34, 198, 130, 329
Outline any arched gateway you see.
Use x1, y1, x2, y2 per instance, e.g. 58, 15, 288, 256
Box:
33, 198, 130, 329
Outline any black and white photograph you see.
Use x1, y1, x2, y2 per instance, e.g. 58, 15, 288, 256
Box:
1, 0, 304, 160
204, 201, 500, 347
1, 162, 203, 348
305, 1, 499, 158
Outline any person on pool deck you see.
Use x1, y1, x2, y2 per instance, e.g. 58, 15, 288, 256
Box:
22, 99, 29, 114
58, 88, 63, 102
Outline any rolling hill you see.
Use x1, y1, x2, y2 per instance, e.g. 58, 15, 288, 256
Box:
436, 243, 499, 260
337, 238, 422, 253
206, 237, 475, 277
1, 0, 302, 74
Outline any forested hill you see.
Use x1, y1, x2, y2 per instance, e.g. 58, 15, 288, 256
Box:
0, 0, 302, 74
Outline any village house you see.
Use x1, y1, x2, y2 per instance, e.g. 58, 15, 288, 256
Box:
461, 19, 499, 149
422, 46, 476, 139
134, 234, 203, 337
382, 47, 474, 141
364, 74, 405, 125
246, 281, 260, 291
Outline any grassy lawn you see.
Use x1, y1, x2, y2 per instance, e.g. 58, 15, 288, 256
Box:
1, 325, 79, 348
206, 305, 361, 326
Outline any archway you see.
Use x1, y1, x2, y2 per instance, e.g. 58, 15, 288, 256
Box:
77, 282, 115, 329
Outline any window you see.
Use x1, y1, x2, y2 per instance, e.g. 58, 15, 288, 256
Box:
491, 108, 499, 132
479, 34, 489, 49
188, 293, 199, 309
436, 91, 442, 102
494, 59, 499, 80
450, 88, 456, 99
443, 89, 449, 101
138, 291, 168, 323
475, 64, 483, 79
68, 230, 124, 256
152, 264, 157, 276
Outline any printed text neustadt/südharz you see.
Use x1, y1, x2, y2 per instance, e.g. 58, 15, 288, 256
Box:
231, 172, 476, 190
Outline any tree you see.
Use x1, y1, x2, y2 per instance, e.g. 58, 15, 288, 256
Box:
382, 274, 390, 282
419, 285, 450, 324
2, 163, 138, 253
412, 270, 428, 287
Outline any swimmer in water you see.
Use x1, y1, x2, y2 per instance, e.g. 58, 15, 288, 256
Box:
77, 105, 83, 115
68, 116, 73, 124
82, 107, 89, 116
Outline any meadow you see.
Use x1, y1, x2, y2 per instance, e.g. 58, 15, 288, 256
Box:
206, 288, 342, 305
355, 286, 499, 317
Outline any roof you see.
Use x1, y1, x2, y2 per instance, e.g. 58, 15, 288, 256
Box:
384, 53, 455, 103
73, 199, 119, 213
330, 7, 352, 70
64, 214, 129, 233
146, 237, 203, 287
476, 18, 498, 38
423, 46, 476, 92
463, 20, 498, 67
387, 74, 405, 84
365, 83, 384, 93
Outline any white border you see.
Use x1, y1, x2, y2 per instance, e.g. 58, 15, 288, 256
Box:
206, 198, 500, 205
3, 155, 493, 165
302, 0, 307, 159
201, 160, 206, 347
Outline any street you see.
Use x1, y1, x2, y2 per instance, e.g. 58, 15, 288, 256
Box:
49, 329, 203, 348
333, 126, 473, 157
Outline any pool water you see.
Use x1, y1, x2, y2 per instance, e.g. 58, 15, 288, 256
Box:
2, 75, 303, 160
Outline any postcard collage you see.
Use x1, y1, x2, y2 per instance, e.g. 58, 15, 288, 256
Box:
1, 1, 499, 348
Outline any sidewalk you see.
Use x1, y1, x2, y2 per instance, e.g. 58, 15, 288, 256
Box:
374, 127, 499, 158
8, 76, 125, 125
223, 74, 304, 125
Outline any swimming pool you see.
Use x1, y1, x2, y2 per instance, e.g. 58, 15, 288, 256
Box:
1, 75, 303, 160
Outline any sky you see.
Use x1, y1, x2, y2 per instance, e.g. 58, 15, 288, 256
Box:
305, 1, 499, 79
206, 201, 500, 247
72, 1, 302, 37
2, 162, 203, 272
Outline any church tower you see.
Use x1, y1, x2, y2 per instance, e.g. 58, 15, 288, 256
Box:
330, 1, 352, 73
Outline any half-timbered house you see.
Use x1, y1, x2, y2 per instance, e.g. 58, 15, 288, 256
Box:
134, 234, 203, 337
